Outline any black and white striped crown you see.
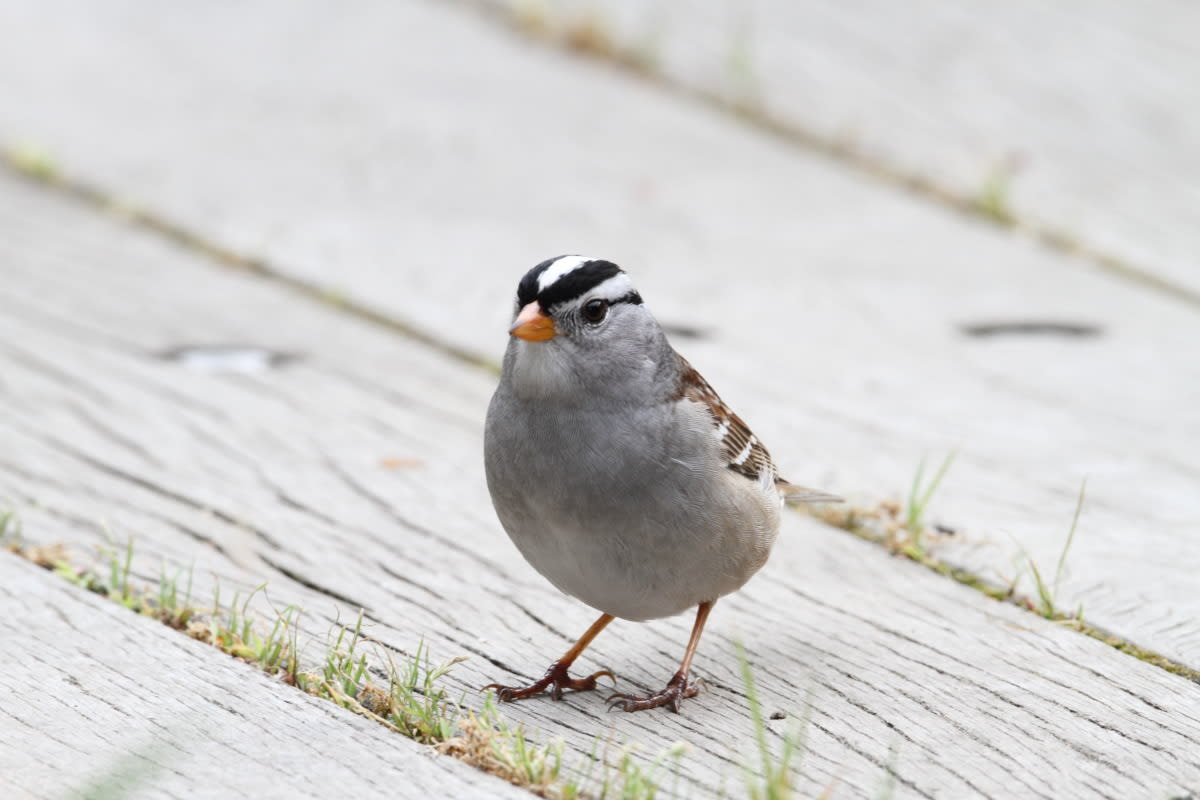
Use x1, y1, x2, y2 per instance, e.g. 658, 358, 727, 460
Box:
517, 255, 644, 311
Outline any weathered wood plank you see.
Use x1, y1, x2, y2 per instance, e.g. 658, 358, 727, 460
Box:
485, 0, 1200, 299
0, 555, 533, 800
2, 173, 1200, 798
0, 0, 1196, 669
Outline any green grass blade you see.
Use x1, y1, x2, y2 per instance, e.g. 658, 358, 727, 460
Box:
1052, 478, 1087, 597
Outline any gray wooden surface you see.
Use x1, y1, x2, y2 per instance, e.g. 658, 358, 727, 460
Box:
0, 0, 1197, 671
0, 555, 531, 800
484, 0, 1200, 300
2, 171, 1200, 799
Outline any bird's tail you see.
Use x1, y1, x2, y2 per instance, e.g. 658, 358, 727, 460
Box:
777, 479, 842, 505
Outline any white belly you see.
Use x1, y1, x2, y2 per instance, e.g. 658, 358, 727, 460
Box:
498, 468, 781, 621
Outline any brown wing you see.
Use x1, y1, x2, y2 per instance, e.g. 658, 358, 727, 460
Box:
674, 354, 779, 485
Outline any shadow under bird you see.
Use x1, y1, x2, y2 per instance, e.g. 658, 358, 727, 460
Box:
484, 256, 839, 712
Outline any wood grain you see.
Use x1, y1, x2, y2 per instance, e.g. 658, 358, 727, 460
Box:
484, 0, 1200, 299
2, 172, 1199, 797
0, 555, 532, 800
0, 0, 1195, 668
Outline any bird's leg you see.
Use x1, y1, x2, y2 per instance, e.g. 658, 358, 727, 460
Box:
607, 600, 714, 713
485, 613, 616, 702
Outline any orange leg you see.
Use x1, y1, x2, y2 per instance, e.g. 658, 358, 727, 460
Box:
485, 613, 615, 702
607, 600, 714, 713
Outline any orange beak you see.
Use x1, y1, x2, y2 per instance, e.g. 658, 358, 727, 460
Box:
509, 301, 557, 341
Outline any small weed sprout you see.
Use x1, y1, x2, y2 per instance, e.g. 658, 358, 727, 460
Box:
106, 534, 138, 609
976, 156, 1023, 225
906, 453, 956, 534
0, 509, 23, 548
738, 642, 811, 800
1027, 479, 1087, 620
253, 603, 300, 672
901, 453, 956, 558
156, 562, 196, 629
977, 171, 1014, 224
283, 607, 304, 685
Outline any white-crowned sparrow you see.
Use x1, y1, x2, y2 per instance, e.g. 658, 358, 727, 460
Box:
484, 256, 838, 712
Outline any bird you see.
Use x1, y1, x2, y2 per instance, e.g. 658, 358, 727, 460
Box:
483, 255, 839, 712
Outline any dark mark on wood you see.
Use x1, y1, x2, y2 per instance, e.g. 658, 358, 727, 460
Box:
959, 321, 1102, 338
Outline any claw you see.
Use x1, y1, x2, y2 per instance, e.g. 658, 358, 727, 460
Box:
484, 663, 617, 704
605, 693, 632, 713
482, 683, 519, 703
604, 672, 699, 713
592, 668, 617, 687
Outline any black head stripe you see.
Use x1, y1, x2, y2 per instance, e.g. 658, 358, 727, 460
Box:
538, 259, 623, 310
613, 291, 643, 306
516, 255, 570, 308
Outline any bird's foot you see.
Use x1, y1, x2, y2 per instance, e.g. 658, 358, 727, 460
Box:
485, 661, 615, 702
606, 670, 701, 713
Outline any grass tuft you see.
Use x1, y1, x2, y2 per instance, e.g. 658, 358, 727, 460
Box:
4, 521, 701, 796
809, 472, 1200, 686
382, 642, 468, 743
816, 452, 957, 562
107, 534, 138, 609
441, 692, 687, 799
903, 453, 956, 557
440, 694, 565, 795
289, 612, 463, 745
156, 561, 196, 629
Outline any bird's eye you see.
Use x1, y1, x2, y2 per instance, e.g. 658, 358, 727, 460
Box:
582, 298, 609, 324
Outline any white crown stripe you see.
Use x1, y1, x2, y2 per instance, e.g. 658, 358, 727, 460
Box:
581, 273, 635, 303
537, 255, 593, 292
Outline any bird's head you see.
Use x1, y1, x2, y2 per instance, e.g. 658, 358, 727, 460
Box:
503, 255, 669, 402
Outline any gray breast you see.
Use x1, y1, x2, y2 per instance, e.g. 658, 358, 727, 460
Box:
485, 393, 780, 620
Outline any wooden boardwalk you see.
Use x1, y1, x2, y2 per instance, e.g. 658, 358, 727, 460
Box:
1, 2, 1198, 798
485, 0, 1200, 300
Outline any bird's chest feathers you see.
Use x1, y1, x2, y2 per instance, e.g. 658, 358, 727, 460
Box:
525, 405, 670, 490
494, 340, 721, 532
496, 397, 720, 531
